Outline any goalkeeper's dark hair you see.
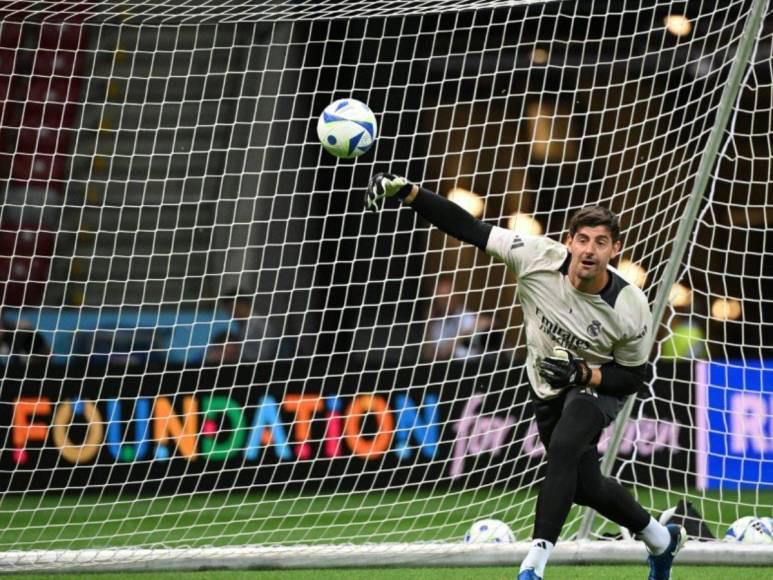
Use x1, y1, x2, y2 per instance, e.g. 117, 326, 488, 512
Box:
568, 206, 621, 242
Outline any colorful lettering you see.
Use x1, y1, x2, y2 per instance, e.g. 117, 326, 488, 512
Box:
52, 400, 104, 464
324, 397, 344, 458
344, 395, 394, 459
729, 393, 769, 454
393, 393, 439, 460
106, 399, 151, 462
245, 395, 292, 460
12, 397, 51, 448
200, 395, 246, 461
8, 391, 444, 465
450, 394, 515, 479
283, 394, 324, 460
153, 397, 198, 459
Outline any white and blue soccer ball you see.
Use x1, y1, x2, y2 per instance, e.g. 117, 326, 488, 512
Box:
317, 98, 377, 159
463, 518, 515, 544
723, 516, 773, 544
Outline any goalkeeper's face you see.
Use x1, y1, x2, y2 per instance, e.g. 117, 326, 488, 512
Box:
566, 225, 621, 291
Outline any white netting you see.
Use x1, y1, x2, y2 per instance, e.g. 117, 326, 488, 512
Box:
0, 0, 770, 572
643, 3, 772, 537
4, 1, 556, 24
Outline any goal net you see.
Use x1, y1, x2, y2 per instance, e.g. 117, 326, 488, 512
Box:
0, 0, 770, 572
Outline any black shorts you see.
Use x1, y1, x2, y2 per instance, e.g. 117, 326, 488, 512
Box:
531, 386, 625, 448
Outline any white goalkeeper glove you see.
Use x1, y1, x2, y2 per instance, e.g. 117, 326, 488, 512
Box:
365, 172, 412, 212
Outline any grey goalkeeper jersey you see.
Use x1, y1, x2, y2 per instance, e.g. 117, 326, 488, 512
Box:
486, 226, 653, 400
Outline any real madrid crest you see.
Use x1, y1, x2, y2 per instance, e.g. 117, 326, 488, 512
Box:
587, 319, 602, 338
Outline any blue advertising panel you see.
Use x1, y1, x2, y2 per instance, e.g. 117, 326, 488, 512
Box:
696, 361, 773, 490
2, 307, 234, 366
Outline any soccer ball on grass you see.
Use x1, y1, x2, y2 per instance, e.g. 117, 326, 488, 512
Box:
723, 516, 773, 544
463, 518, 515, 544
316, 98, 377, 159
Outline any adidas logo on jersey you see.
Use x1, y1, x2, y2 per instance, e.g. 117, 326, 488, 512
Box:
510, 235, 524, 250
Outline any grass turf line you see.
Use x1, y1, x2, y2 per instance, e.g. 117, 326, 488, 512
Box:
1, 488, 770, 551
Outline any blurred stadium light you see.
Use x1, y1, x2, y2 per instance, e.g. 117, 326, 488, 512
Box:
664, 15, 692, 37
669, 283, 693, 308
711, 298, 743, 321
618, 259, 648, 289
447, 188, 485, 218
507, 212, 543, 236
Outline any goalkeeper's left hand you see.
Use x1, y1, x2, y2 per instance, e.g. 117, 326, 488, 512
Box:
538, 346, 592, 389
365, 173, 412, 212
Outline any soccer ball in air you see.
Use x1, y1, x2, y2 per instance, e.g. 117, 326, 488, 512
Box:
317, 98, 377, 159
463, 519, 515, 544
723, 516, 773, 544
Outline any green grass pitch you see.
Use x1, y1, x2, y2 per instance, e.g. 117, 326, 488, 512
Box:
1, 488, 771, 578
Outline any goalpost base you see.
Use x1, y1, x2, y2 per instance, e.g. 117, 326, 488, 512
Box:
2, 542, 771, 573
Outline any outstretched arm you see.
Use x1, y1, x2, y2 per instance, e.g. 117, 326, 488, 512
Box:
366, 173, 492, 251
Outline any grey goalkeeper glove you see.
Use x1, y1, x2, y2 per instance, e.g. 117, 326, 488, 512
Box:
538, 346, 592, 389
365, 173, 413, 212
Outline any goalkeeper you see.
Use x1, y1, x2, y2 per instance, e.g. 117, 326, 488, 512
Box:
366, 175, 686, 580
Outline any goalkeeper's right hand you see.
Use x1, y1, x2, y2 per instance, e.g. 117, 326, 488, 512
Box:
365, 173, 412, 212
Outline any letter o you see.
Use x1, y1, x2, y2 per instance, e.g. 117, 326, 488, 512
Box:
52, 401, 104, 464
344, 395, 394, 459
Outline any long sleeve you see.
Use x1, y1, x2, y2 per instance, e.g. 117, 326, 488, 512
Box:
596, 361, 650, 397
407, 187, 493, 251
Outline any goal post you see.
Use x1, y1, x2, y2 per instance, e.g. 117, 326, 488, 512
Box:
577, 0, 770, 541
0, 0, 771, 573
